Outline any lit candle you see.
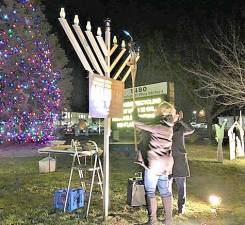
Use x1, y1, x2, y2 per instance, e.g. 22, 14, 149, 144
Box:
60, 8, 65, 19
97, 27, 102, 36
86, 21, 91, 31
74, 15, 79, 25
113, 36, 117, 44
121, 40, 126, 48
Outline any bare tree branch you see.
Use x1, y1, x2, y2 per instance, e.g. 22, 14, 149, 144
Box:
186, 26, 245, 106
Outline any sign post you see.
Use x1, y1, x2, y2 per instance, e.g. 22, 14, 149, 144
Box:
103, 19, 110, 219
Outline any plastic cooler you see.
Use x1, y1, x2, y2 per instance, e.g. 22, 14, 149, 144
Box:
54, 188, 85, 212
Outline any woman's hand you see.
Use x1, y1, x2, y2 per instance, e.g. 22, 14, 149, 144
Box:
178, 111, 183, 121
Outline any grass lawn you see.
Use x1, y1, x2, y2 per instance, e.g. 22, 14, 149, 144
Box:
0, 143, 245, 225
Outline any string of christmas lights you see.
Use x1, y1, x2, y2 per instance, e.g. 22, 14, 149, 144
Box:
0, 0, 61, 144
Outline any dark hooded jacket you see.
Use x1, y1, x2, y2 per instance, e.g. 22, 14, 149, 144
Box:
172, 120, 194, 177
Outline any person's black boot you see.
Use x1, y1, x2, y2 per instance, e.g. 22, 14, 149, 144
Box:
177, 196, 186, 214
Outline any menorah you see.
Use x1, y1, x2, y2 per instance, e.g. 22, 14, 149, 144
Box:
58, 8, 139, 220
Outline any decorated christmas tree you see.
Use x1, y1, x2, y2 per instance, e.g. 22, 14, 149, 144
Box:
0, 0, 72, 144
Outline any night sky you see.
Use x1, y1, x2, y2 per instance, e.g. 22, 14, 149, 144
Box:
42, 0, 245, 112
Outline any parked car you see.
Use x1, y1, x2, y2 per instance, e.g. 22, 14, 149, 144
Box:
88, 124, 104, 133
197, 123, 207, 129
65, 124, 75, 134
191, 122, 207, 129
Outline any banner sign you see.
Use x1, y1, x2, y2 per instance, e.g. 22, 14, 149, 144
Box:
124, 82, 167, 100
89, 73, 124, 118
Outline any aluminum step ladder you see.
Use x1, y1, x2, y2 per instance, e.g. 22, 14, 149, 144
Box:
64, 139, 103, 218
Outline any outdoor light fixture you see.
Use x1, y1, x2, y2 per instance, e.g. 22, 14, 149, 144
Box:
209, 195, 221, 215
122, 30, 133, 41
122, 30, 140, 53
209, 195, 221, 207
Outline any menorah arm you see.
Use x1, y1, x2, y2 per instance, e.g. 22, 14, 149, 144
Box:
113, 55, 131, 79
73, 24, 103, 75
85, 30, 109, 73
110, 48, 127, 72
96, 36, 109, 56
110, 44, 118, 56
59, 18, 93, 72
121, 55, 140, 82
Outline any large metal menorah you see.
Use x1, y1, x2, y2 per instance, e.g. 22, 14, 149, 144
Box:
58, 8, 139, 220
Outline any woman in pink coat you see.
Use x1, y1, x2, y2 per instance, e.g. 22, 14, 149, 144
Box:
133, 101, 178, 225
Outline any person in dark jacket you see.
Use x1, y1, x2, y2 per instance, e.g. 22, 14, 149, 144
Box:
172, 111, 194, 214
133, 101, 179, 225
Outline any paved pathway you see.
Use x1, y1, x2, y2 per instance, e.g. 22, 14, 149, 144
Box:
0, 138, 135, 158
0, 143, 46, 158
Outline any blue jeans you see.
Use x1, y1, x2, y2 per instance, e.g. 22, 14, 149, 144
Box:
174, 177, 186, 210
144, 169, 173, 198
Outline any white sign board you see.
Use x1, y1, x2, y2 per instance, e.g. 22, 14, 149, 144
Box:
124, 82, 167, 100
89, 74, 124, 118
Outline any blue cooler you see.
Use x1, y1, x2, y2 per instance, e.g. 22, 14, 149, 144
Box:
54, 188, 85, 212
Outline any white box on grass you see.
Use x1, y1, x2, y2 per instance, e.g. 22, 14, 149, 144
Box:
39, 156, 56, 173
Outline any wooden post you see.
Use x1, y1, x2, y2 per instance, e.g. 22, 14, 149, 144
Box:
167, 82, 175, 105
131, 51, 138, 152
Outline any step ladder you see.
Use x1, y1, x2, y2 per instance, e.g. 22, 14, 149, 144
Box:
64, 139, 103, 218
